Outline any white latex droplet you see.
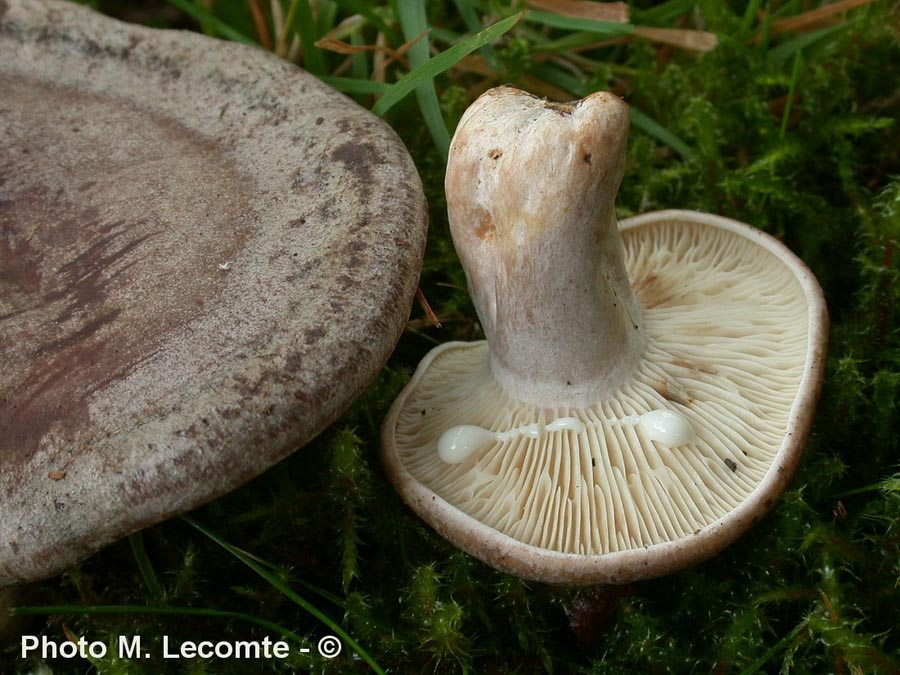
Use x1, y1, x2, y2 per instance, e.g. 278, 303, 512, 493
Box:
638, 409, 696, 447
544, 417, 586, 434
437, 425, 498, 464
436, 410, 694, 464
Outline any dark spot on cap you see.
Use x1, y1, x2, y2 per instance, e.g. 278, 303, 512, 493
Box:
583, 153, 592, 164
331, 141, 373, 183
303, 326, 326, 345
488, 148, 502, 160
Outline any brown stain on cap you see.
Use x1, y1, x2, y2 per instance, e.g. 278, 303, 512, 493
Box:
0, 76, 252, 480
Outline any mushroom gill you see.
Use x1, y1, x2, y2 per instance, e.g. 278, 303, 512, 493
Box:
392, 214, 812, 556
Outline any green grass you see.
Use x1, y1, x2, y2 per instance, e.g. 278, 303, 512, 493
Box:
5, 1, 900, 673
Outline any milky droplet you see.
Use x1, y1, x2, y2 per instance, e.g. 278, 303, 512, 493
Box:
436, 409, 695, 464
638, 409, 696, 447
437, 425, 498, 464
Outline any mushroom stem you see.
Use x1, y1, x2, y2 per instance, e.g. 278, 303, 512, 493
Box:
446, 87, 644, 408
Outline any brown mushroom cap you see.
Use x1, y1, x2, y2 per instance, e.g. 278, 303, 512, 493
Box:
0, 0, 427, 586
381, 88, 827, 586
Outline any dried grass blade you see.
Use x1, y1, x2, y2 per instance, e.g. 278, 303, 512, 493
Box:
770, 0, 878, 35
372, 31, 387, 83
633, 26, 718, 51
247, 0, 273, 50
317, 13, 366, 42
528, 0, 630, 23
416, 288, 442, 328
315, 38, 379, 55
270, 0, 285, 54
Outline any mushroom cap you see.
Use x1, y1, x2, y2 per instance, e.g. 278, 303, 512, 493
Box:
382, 210, 827, 585
0, 0, 426, 586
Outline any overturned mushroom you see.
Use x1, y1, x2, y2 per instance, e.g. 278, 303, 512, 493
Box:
382, 87, 827, 586
0, 0, 426, 587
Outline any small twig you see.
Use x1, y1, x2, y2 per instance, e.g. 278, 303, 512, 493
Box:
315, 30, 427, 74
415, 287, 442, 328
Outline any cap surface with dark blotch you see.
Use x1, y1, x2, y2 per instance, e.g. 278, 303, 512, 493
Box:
382, 86, 827, 586
0, 0, 427, 586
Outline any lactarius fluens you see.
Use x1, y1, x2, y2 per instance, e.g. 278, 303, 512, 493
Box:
0, 0, 426, 587
382, 86, 828, 585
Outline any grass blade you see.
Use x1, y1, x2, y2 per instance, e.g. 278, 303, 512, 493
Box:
183, 517, 386, 675
738, 621, 807, 675
238, 544, 396, 634
780, 51, 802, 138
629, 106, 694, 160
128, 532, 163, 600
349, 25, 369, 81
371, 12, 523, 118
319, 75, 391, 95
332, 0, 399, 43
396, 1, 452, 160
525, 10, 634, 37
290, 0, 327, 75
165, 0, 256, 45
453, 0, 502, 71
740, 0, 764, 37
768, 23, 849, 65
632, 0, 697, 24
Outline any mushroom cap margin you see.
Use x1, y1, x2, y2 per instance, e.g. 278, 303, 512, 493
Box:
381, 210, 828, 586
